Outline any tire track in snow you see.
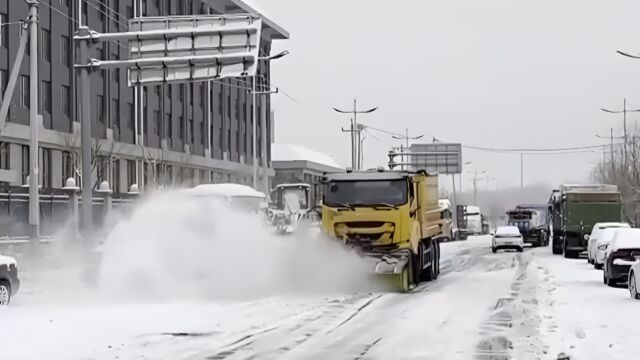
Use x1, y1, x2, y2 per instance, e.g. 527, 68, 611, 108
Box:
202, 293, 382, 360
473, 251, 554, 359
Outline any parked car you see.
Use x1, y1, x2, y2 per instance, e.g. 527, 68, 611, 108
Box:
628, 259, 640, 300
593, 228, 625, 270
492, 226, 524, 253
0, 254, 20, 305
587, 222, 630, 264
603, 228, 640, 287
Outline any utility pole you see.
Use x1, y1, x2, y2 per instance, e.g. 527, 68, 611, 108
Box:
601, 99, 640, 169
26, 0, 40, 241
251, 80, 278, 193
333, 99, 378, 170
520, 152, 524, 190
76, 0, 93, 235
392, 128, 424, 171
610, 128, 615, 174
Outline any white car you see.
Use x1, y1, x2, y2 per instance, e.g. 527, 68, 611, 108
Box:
603, 228, 640, 287
593, 228, 624, 270
628, 258, 640, 299
492, 226, 524, 253
587, 222, 630, 264
0, 254, 20, 305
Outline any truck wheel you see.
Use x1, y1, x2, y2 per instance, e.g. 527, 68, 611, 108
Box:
420, 240, 437, 282
552, 237, 563, 255
0, 280, 11, 306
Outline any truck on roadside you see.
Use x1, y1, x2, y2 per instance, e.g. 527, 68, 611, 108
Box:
549, 184, 622, 258
320, 168, 445, 292
506, 208, 549, 247
455, 205, 483, 240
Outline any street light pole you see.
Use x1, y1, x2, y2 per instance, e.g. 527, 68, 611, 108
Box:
391, 129, 424, 171
25, 0, 39, 241
333, 100, 378, 170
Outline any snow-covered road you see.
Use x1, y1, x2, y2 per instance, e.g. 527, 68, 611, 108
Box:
2, 236, 639, 360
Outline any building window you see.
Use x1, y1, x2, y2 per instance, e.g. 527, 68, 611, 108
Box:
111, 99, 119, 128
126, 5, 133, 19
61, 35, 70, 66
61, 85, 70, 118
41, 81, 51, 114
82, 1, 88, 24
153, 110, 160, 136
62, 150, 75, 185
128, 102, 134, 130
127, 159, 136, 187
59, 0, 70, 7
42, 29, 51, 62
179, 116, 184, 140
41, 148, 52, 189
179, 85, 185, 103
20, 75, 29, 108
0, 142, 9, 170
188, 118, 194, 143
0, 13, 8, 49
167, 113, 172, 138
200, 122, 205, 145
113, 68, 120, 85
21, 145, 29, 185
0, 70, 6, 106
97, 95, 105, 124
142, 0, 148, 16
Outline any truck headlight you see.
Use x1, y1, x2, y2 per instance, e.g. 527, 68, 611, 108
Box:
584, 234, 590, 241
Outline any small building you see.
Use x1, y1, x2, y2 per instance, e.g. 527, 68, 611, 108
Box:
271, 144, 343, 205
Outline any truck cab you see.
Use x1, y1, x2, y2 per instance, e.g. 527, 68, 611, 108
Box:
320, 169, 444, 291
506, 209, 549, 247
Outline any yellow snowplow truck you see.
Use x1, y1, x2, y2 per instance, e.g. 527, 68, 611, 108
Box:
320, 169, 446, 292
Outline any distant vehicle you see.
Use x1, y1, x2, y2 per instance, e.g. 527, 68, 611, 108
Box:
592, 228, 622, 270
587, 222, 630, 265
0, 254, 19, 305
185, 183, 269, 214
506, 209, 549, 247
439, 199, 454, 242
603, 228, 640, 287
549, 184, 622, 258
516, 203, 552, 236
268, 183, 312, 234
492, 226, 524, 253
628, 258, 640, 300
456, 205, 483, 240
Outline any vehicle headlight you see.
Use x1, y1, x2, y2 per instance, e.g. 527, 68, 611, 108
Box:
584, 234, 590, 241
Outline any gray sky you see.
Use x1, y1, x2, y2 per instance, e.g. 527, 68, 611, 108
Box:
263, 0, 640, 190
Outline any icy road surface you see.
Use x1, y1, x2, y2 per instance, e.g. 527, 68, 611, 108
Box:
3, 236, 640, 360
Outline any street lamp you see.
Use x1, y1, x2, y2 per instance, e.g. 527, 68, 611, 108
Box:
391, 129, 424, 170
333, 100, 379, 170
252, 50, 289, 193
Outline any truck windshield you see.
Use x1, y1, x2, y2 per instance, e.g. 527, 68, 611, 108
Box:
324, 180, 408, 207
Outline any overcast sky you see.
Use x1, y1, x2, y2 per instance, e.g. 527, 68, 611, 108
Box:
262, 0, 640, 191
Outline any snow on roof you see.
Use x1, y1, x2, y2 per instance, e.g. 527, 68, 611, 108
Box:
610, 228, 640, 251
187, 183, 266, 198
0, 254, 17, 266
272, 144, 342, 169
496, 226, 520, 235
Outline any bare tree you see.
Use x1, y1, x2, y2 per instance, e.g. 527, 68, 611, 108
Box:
591, 125, 640, 226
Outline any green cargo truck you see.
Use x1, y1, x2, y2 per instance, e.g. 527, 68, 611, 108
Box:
550, 184, 622, 258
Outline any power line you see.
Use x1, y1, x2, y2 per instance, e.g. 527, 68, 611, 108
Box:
462, 143, 616, 153
40, 0, 128, 50
86, 0, 130, 30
